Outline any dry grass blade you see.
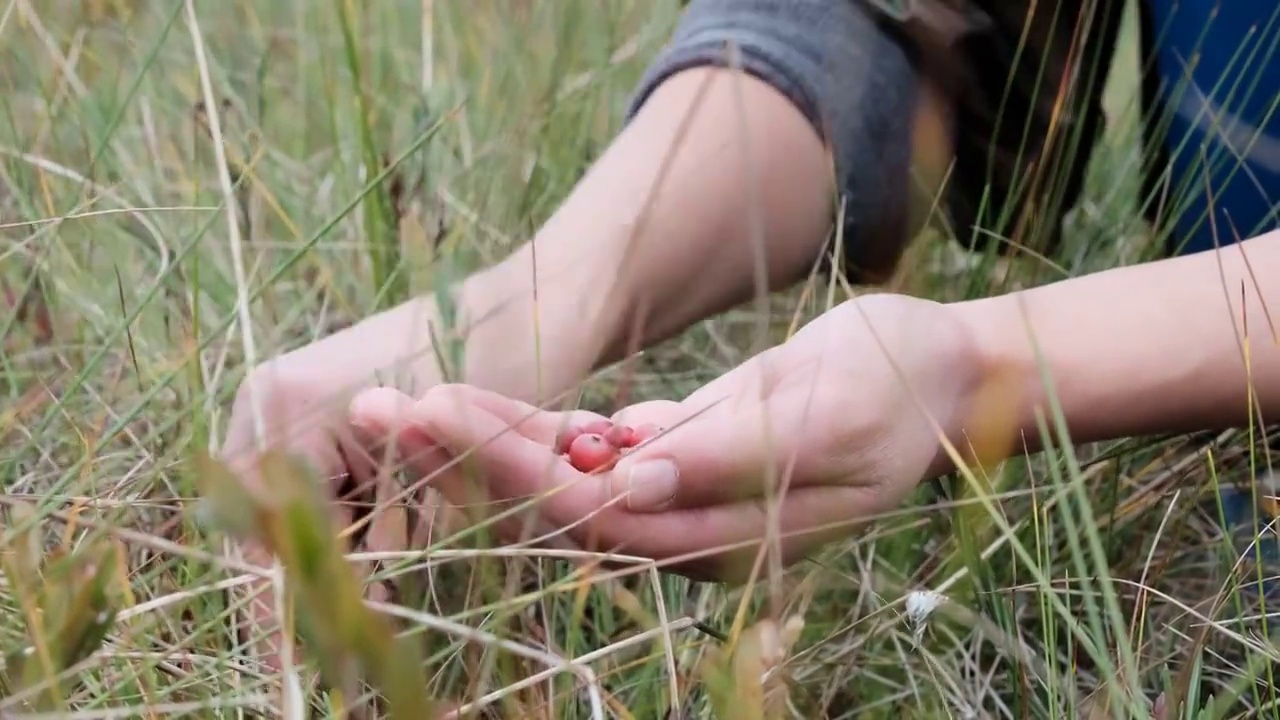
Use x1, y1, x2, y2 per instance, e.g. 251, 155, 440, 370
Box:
702, 614, 804, 720
0, 503, 120, 713
3, 1, 1280, 717
192, 450, 438, 719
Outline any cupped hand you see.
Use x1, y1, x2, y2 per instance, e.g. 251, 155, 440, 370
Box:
351, 294, 992, 581
219, 316, 450, 670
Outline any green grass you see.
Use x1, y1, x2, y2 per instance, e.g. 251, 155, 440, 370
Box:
2, 0, 1280, 717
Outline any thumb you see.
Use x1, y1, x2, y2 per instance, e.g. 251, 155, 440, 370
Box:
606, 393, 802, 513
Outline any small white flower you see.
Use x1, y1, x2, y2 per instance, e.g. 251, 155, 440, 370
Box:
905, 590, 947, 645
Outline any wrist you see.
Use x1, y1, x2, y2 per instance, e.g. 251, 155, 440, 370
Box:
944, 293, 1045, 466
342, 294, 449, 397
455, 236, 633, 405
948, 269, 1237, 458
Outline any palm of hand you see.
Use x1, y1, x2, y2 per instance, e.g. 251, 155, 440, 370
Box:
356, 294, 982, 581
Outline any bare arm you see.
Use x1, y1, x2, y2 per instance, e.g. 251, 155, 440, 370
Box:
459, 67, 835, 401
409, 0, 938, 405
273, 63, 836, 420
230, 0, 930, 479
229, 0, 934, 673
958, 230, 1280, 450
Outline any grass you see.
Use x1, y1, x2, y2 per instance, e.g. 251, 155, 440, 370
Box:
2, 0, 1280, 717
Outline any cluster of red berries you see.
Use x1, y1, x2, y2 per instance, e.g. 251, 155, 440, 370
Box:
554, 419, 661, 472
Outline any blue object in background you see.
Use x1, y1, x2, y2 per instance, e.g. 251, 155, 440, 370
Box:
1217, 472, 1280, 602
1145, 1, 1280, 255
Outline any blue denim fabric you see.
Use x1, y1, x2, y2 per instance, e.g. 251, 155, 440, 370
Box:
625, 0, 921, 281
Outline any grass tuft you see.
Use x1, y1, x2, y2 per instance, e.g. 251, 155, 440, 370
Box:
2, 0, 1280, 717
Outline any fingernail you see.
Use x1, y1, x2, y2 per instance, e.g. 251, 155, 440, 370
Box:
622, 459, 679, 511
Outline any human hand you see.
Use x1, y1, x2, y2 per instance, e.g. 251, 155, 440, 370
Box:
350, 293, 995, 581
218, 302, 457, 670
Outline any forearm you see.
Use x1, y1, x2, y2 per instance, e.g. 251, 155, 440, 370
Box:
457, 66, 834, 403
330, 64, 833, 408
959, 230, 1280, 451
458, 0, 935, 403
367, 0, 928, 406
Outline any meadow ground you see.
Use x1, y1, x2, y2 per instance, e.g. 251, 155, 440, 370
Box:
2, 1, 1279, 718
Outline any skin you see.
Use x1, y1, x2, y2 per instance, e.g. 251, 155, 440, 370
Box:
352, 293, 983, 580
352, 225, 1280, 580
222, 56, 1280, 666
222, 66, 861, 668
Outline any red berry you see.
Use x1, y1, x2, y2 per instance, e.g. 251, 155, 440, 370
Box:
603, 424, 637, 449
567, 433, 618, 472
555, 419, 615, 455
632, 423, 662, 444
553, 426, 584, 455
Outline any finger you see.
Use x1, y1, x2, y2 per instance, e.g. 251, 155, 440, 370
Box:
401, 386, 786, 515
606, 484, 881, 581
608, 337, 858, 514
608, 400, 683, 427
353, 384, 609, 450
351, 387, 562, 547
424, 384, 611, 446
650, 486, 895, 582
411, 391, 630, 535
352, 386, 545, 513
595, 391, 803, 513
341, 415, 413, 602
337, 389, 425, 546
349, 387, 440, 463
349, 386, 459, 503
414, 389, 887, 576
219, 403, 350, 676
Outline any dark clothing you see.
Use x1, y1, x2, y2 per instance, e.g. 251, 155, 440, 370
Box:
626, 0, 1151, 281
